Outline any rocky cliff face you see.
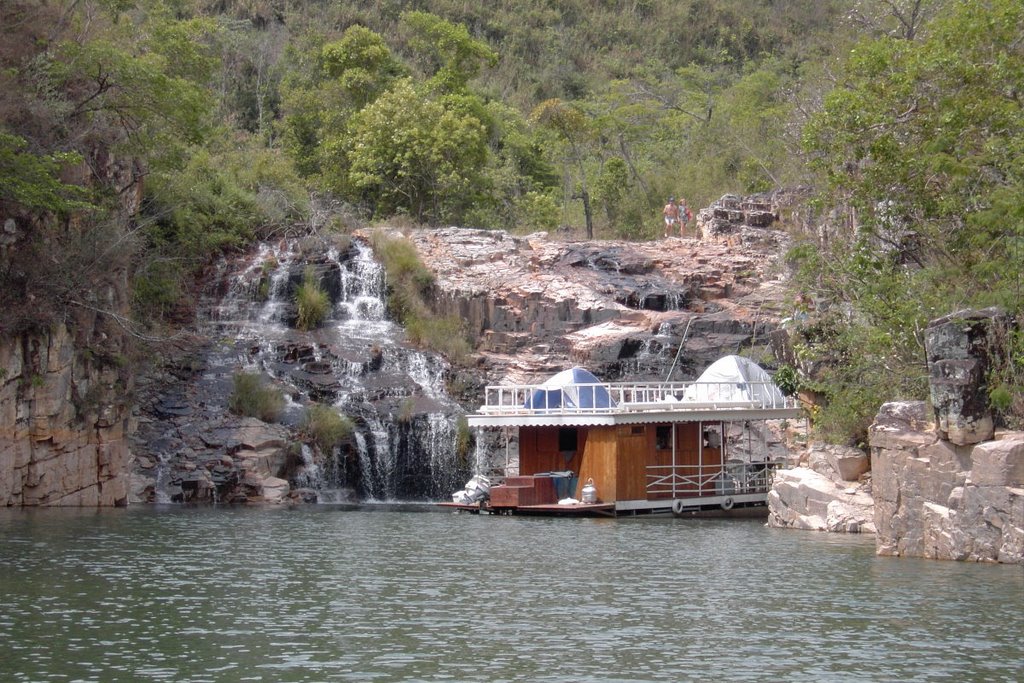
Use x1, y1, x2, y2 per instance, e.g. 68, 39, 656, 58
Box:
409, 204, 793, 387
0, 146, 139, 507
869, 402, 1024, 563
0, 324, 132, 506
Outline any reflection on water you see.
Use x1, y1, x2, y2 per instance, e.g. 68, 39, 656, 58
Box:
1, 507, 1021, 682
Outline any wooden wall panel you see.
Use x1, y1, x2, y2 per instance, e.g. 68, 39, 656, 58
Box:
670, 422, 701, 494
520, 427, 587, 476
572, 429, 587, 475
518, 426, 540, 474
615, 425, 648, 501
577, 426, 618, 501
537, 427, 559, 457
519, 426, 557, 474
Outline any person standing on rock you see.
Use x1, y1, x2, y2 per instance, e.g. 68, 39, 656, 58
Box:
662, 197, 680, 237
678, 198, 692, 236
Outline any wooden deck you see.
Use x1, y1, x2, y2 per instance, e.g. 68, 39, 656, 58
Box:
496, 502, 616, 517
438, 500, 616, 517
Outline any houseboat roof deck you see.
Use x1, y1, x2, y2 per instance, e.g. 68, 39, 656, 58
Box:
467, 379, 802, 427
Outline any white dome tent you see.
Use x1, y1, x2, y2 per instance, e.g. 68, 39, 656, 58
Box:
682, 355, 786, 406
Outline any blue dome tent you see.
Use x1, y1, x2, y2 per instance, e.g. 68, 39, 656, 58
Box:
524, 367, 617, 411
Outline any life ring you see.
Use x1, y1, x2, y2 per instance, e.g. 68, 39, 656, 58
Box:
721, 497, 735, 511
671, 499, 686, 515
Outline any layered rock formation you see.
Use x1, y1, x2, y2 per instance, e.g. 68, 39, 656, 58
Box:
0, 324, 132, 506
869, 401, 1024, 563
0, 140, 140, 506
767, 444, 874, 533
407, 205, 794, 386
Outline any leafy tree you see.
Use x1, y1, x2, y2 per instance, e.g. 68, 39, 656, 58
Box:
845, 0, 948, 41
212, 16, 288, 139
797, 0, 1024, 439
592, 157, 630, 229
460, 99, 558, 231
280, 25, 406, 179
344, 79, 488, 223
399, 11, 497, 93
51, 36, 213, 166
530, 98, 595, 238
321, 25, 407, 109
0, 133, 89, 213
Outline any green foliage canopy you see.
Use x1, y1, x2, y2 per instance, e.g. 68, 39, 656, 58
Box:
399, 11, 498, 93
795, 0, 1024, 441
0, 133, 88, 213
343, 79, 489, 223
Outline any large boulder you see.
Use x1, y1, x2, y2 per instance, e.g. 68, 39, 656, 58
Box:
925, 308, 1007, 445
969, 439, 1024, 487
807, 443, 870, 483
767, 467, 875, 533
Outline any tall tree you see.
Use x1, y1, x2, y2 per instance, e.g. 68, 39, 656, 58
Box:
399, 11, 497, 94
531, 98, 595, 238
796, 0, 1024, 439
345, 79, 488, 223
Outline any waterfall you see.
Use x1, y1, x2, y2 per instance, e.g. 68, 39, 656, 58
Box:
206, 237, 467, 502
619, 322, 676, 378
153, 452, 172, 504
292, 444, 322, 489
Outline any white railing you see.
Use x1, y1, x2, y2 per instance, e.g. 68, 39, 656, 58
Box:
645, 461, 778, 497
478, 380, 797, 416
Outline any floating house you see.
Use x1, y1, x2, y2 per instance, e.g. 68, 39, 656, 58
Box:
454, 356, 802, 517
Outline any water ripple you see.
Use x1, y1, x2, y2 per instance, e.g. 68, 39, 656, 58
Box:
0, 508, 1021, 682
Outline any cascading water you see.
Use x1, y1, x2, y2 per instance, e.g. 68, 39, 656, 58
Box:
204, 236, 469, 502
618, 321, 677, 378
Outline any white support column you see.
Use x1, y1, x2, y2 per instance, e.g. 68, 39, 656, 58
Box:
671, 423, 678, 498
698, 420, 703, 495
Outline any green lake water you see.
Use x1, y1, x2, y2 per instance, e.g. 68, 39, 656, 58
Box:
1, 507, 1021, 682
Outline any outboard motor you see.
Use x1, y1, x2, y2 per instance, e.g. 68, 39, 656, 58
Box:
452, 475, 491, 505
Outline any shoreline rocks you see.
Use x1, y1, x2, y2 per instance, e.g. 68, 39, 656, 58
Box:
768, 443, 875, 533
869, 401, 1024, 563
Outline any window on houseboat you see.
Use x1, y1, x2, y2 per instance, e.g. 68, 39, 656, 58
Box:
655, 425, 671, 450
558, 428, 577, 453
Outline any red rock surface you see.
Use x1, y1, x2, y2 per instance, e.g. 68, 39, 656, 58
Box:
396, 223, 794, 384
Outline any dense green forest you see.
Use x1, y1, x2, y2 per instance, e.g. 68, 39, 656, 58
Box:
1, 0, 1022, 443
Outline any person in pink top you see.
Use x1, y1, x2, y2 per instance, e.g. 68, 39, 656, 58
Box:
678, 197, 692, 236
